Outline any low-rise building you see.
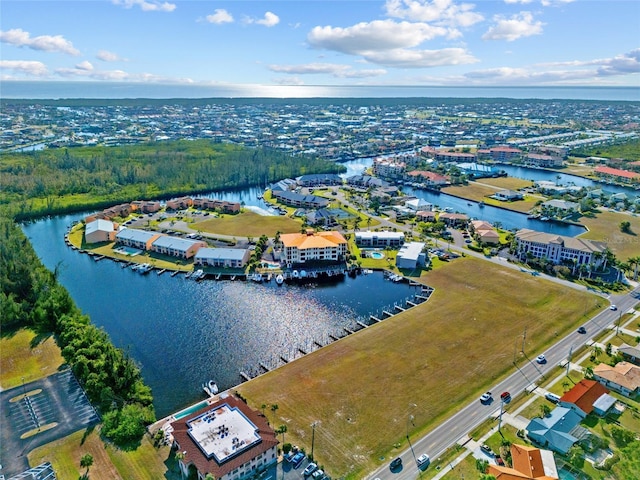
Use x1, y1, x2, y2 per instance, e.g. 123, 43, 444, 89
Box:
280, 230, 347, 265
406, 170, 450, 187
170, 395, 278, 480
439, 212, 469, 227
396, 242, 427, 269
166, 196, 194, 210
559, 379, 610, 417
297, 173, 343, 186
272, 191, 329, 209
525, 406, 586, 455
115, 228, 163, 250
355, 231, 405, 248
470, 220, 500, 245
194, 248, 251, 268
488, 444, 558, 480
593, 362, 640, 398
618, 343, 640, 366
85, 219, 117, 244
151, 236, 206, 259
131, 200, 162, 213
594, 165, 640, 185
514, 229, 607, 268
525, 153, 564, 168
493, 189, 523, 201
192, 198, 241, 213
416, 210, 436, 222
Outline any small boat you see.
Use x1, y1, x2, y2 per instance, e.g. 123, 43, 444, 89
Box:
251, 273, 263, 282
292, 270, 300, 279
191, 269, 205, 280
138, 263, 153, 274
203, 380, 219, 396
479, 201, 485, 207
275, 274, 284, 285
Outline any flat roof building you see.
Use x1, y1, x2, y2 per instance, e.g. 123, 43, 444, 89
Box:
396, 242, 426, 270
195, 248, 251, 268
355, 231, 405, 248
151, 236, 206, 259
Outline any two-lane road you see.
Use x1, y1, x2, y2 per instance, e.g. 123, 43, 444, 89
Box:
369, 286, 640, 480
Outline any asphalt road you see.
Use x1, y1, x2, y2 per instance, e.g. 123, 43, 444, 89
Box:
367, 286, 640, 480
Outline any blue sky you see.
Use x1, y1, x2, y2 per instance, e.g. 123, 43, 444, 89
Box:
1, 0, 639, 87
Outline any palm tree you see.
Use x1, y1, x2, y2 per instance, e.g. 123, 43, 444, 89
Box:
80, 453, 93, 479
276, 424, 287, 444
175, 451, 186, 479
591, 345, 602, 361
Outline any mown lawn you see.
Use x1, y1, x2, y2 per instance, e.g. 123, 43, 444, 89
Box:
194, 211, 302, 237
0, 328, 65, 389
28, 427, 178, 480
578, 210, 640, 262
474, 177, 533, 191
237, 257, 601, 479
443, 183, 539, 213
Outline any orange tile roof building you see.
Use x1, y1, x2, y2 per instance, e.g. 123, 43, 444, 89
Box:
594, 165, 640, 184
559, 379, 609, 416
280, 230, 348, 265
488, 444, 558, 480
593, 361, 640, 398
171, 395, 278, 480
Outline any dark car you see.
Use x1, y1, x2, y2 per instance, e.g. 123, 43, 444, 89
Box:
577, 326, 587, 334
500, 391, 511, 403
390, 457, 402, 470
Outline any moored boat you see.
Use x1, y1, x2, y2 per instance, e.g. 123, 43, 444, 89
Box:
203, 380, 219, 396
275, 274, 284, 285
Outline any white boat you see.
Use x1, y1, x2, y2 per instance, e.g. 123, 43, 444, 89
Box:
275, 274, 284, 285
138, 263, 153, 274
191, 269, 205, 280
292, 270, 300, 279
251, 273, 263, 282
203, 380, 219, 396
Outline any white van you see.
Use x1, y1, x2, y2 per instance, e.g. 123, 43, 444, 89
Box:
545, 392, 561, 404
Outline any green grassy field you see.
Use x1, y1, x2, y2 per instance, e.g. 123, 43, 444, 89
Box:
237, 257, 601, 479
578, 210, 640, 262
443, 183, 539, 213
194, 210, 302, 237
0, 329, 65, 389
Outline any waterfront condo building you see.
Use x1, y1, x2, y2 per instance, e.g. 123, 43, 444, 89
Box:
280, 230, 348, 266
171, 395, 278, 480
514, 229, 607, 267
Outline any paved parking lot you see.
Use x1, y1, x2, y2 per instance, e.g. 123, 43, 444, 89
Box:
0, 369, 99, 477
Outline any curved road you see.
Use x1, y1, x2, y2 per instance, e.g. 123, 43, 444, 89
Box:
368, 286, 640, 480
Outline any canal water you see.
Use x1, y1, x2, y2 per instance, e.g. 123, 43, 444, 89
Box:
23, 213, 420, 417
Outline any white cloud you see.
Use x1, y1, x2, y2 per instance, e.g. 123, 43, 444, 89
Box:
250, 11, 280, 27
206, 9, 234, 25
505, 0, 574, 4
268, 62, 387, 78
75, 61, 94, 71
0, 60, 48, 76
363, 47, 477, 68
0, 28, 80, 55
308, 20, 448, 54
272, 76, 305, 86
538, 49, 640, 76
96, 50, 122, 62
112, 0, 176, 12
482, 12, 544, 41
385, 0, 484, 28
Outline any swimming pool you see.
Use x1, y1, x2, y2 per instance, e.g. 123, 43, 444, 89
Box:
370, 251, 385, 259
174, 400, 209, 420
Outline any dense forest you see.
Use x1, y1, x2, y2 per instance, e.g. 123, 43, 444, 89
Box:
0, 140, 345, 218
573, 138, 640, 163
0, 139, 345, 447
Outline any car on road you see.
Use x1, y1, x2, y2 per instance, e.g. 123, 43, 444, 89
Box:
303, 463, 318, 476
500, 391, 511, 403
577, 326, 587, 334
480, 392, 492, 403
536, 354, 546, 364
390, 457, 403, 470
610, 305, 617, 311
291, 452, 306, 468
416, 453, 430, 469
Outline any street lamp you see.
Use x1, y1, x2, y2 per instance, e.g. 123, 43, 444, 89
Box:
407, 404, 418, 466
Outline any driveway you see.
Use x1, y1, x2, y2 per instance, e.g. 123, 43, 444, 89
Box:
0, 369, 99, 477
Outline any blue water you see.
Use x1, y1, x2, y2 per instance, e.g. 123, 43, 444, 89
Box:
174, 401, 209, 420
3, 81, 638, 101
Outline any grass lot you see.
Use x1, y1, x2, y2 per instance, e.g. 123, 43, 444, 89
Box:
443, 183, 539, 213
0, 328, 65, 389
578, 210, 640, 261
28, 427, 178, 480
474, 177, 533, 191
237, 257, 600, 479
194, 211, 302, 237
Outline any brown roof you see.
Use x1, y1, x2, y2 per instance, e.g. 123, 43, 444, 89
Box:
595, 165, 640, 179
488, 444, 558, 480
171, 395, 278, 478
594, 362, 640, 392
559, 379, 609, 415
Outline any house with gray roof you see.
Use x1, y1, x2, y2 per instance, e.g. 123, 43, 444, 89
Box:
396, 242, 427, 270
525, 406, 588, 455
618, 343, 640, 366
151, 236, 206, 259
85, 219, 116, 244
272, 190, 329, 209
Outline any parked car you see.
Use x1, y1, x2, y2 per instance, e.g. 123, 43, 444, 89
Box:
536, 354, 546, 364
480, 444, 493, 455
577, 326, 587, 334
284, 451, 295, 462
390, 457, 402, 469
480, 392, 492, 403
545, 392, 561, 403
303, 462, 318, 476
416, 453, 430, 468
292, 452, 305, 468
311, 469, 325, 479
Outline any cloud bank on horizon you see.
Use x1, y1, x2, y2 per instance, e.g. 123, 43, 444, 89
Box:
0, 0, 638, 87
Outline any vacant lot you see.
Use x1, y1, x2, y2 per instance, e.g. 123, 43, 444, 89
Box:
0, 329, 64, 389
195, 211, 302, 237
579, 210, 640, 261
444, 182, 539, 213
238, 257, 600, 479
474, 177, 533, 191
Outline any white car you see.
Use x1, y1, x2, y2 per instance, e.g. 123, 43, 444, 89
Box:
536, 354, 546, 364
480, 392, 492, 403
610, 305, 617, 311
303, 463, 317, 476
416, 453, 430, 468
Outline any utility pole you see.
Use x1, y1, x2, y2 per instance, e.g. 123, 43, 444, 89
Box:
566, 346, 573, 377
521, 326, 527, 354
310, 421, 318, 460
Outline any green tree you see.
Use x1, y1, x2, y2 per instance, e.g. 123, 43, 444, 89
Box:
540, 403, 551, 417
80, 453, 93, 479
620, 221, 632, 233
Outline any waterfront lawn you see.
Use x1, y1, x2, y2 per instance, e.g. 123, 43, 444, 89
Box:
578, 209, 640, 261
474, 177, 533, 191
194, 211, 302, 237
0, 328, 65, 389
443, 183, 539, 213
28, 427, 177, 480
237, 257, 600, 479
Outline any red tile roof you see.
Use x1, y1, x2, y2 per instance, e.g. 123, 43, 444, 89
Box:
560, 379, 609, 415
594, 165, 640, 179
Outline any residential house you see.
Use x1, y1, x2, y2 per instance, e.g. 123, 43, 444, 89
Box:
493, 189, 523, 201
488, 444, 558, 480
541, 199, 580, 215
115, 228, 163, 251
514, 229, 607, 268
396, 242, 427, 270
170, 395, 278, 480
271, 191, 329, 209
559, 379, 610, 417
404, 198, 433, 211
439, 212, 470, 227
151, 236, 206, 259
406, 170, 450, 187
618, 344, 640, 366
525, 406, 587, 455
593, 362, 640, 398
470, 220, 500, 245
416, 211, 436, 222
194, 248, 251, 268
280, 230, 347, 266
84, 219, 117, 244
305, 209, 336, 226
355, 231, 405, 248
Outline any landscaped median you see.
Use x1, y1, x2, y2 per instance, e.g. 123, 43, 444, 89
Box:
237, 256, 602, 479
